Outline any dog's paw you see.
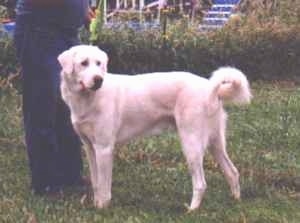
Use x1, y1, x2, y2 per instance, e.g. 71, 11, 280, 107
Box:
184, 202, 200, 213
232, 184, 241, 200
94, 198, 111, 209
233, 191, 241, 200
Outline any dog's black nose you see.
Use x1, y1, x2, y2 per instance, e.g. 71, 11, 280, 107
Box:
91, 75, 103, 91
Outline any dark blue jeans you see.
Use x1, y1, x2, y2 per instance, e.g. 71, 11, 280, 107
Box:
14, 14, 83, 193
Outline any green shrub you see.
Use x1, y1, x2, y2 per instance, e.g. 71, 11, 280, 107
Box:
0, 33, 18, 78
239, 0, 300, 26
0, 1, 300, 81
93, 20, 300, 80
0, 75, 22, 144
0, 22, 299, 81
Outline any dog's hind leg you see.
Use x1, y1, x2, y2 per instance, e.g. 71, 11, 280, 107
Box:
210, 129, 240, 200
179, 132, 208, 211
93, 145, 114, 209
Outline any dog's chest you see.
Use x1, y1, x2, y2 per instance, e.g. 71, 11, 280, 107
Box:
73, 119, 95, 141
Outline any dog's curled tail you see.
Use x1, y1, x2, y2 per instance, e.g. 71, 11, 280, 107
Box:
209, 67, 252, 105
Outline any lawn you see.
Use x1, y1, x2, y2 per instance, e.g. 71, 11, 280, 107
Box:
0, 81, 299, 223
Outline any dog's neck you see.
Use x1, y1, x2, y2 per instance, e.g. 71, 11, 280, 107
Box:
61, 81, 98, 123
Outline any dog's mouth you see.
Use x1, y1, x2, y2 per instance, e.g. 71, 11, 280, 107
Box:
79, 78, 103, 92
79, 81, 87, 91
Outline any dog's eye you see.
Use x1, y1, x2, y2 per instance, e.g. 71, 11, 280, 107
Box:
81, 60, 89, 67
96, 61, 101, 66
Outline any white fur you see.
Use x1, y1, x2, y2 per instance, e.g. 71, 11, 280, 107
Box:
58, 45, 252, 211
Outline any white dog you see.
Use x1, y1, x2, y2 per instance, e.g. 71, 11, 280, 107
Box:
58, 45, 252, 211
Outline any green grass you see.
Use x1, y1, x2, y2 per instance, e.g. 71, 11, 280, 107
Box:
0, 82, 299, 223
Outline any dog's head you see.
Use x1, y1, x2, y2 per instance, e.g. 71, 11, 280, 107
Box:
58, 45, 108, 92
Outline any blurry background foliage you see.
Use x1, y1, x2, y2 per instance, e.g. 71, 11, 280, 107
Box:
0, 0, 299, 81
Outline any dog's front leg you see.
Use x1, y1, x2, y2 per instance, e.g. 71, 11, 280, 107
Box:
93, 144, 114, 209
84, 144, 97, 194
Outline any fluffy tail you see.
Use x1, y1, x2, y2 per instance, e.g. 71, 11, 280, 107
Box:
209, 67, 252, 104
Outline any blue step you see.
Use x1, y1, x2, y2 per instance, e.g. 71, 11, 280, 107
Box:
213, 0, 240, 4
206, 11, 231, 18
211, 5, 235, 12
199, 0, 241, 31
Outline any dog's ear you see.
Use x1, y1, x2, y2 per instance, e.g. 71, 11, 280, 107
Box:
58, 48, 76, 75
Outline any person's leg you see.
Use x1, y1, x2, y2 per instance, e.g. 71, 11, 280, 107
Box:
14, 16, 83, 193
55, 97, 83, 186
17, 41, 63, 193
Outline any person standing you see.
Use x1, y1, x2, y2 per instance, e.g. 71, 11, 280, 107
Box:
13, 0, 91, 195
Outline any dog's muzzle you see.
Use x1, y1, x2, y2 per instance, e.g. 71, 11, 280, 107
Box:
90, 75, 103, 91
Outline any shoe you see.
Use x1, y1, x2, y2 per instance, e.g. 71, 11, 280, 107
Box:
63, 175, 91, 188
33, 185, 64, 199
